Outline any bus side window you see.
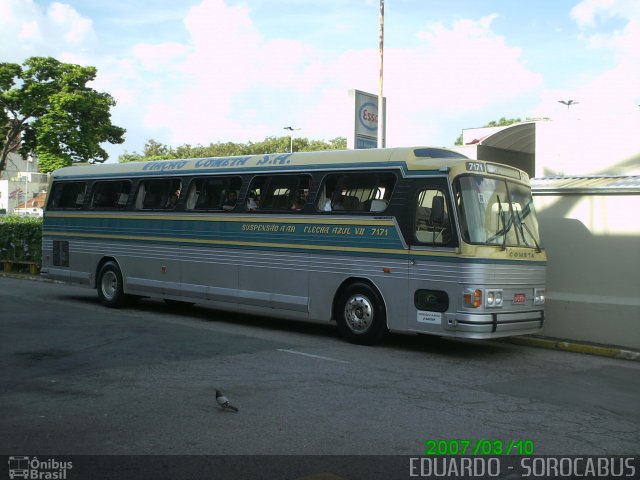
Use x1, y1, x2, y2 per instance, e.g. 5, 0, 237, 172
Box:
48, 182, 87, 210
415, 189, 451, 244
134, 179, 181, 210
91, 181, 131, 210
317, 172, 395, 213
248, 174, 309, 211
184, 176, 242, 211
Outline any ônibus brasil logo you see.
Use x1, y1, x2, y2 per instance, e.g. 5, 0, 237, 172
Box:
8, 456, 73, 479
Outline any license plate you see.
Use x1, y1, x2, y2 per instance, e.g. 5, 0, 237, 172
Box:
513, 293, 526, 304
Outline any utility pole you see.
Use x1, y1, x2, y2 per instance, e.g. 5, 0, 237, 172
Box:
377, 0, 385, 148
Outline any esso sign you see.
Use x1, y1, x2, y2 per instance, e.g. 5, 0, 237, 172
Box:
359, 102, 378, 131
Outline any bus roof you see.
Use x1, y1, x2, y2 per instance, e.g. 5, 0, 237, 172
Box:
50, 146, 527, 182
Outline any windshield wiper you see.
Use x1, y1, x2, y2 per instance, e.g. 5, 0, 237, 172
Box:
485, 195, 512, 250
516, 209, 542, 253
514, 209, 529, 247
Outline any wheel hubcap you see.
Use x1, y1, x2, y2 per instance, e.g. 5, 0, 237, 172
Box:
101, 271, 117, 300
344, 295, 373, 333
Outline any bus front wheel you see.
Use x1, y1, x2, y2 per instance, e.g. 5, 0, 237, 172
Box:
336, 282, 388, 345
97, 261, 128, 308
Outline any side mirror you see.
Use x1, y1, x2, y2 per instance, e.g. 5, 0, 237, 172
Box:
430, 196, 445, 223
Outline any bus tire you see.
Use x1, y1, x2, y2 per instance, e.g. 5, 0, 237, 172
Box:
97, 261, 128, 308
336, 282, 388, 345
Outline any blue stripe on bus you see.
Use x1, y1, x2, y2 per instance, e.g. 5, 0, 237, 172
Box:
43, 215, 405, 251
43, 214, 546, 266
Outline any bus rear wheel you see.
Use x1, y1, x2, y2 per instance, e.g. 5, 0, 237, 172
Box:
97, 261, 128, 308
336, 282, 388, 345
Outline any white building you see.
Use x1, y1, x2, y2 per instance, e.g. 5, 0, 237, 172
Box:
453, 117, 640, 350
0, 152, 49, 215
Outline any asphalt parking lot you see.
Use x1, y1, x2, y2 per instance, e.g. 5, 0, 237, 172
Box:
1, 275, 639, 477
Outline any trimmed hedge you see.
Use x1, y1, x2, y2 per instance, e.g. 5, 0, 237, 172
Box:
0, 216, 43, 264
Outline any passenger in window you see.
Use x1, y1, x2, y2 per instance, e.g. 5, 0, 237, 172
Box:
246, 192, 259, 211
322, 192, 344, 212
324, 191, 344, 211
222, 191, 237, 211
291, 194, 305, 211
167, 188, 181, 207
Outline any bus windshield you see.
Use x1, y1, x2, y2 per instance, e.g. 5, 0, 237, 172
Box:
455, 175, 542, 249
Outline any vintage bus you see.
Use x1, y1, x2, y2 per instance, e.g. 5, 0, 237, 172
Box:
41, 147, 546, 345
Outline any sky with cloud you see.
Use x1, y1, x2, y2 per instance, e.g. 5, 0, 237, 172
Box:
1, 0, 639, 161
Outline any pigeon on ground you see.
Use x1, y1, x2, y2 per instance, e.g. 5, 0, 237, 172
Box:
216, 390, 239, 413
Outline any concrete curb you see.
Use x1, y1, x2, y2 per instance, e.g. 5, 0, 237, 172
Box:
507, 335, 640, 361
0, 271, 58, 283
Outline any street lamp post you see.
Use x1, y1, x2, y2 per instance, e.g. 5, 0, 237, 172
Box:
24, 153, 34, 216
24, 156, 29, 216
283, 126, 301, 153
558, 100, 579, 110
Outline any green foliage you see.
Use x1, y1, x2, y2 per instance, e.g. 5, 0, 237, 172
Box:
0, 216, 42, 264
0, 56, 126, 174
37, 151, 71, 172
454, 117, 522, 145
484, 117, 522, 128
119, 136, 348, 162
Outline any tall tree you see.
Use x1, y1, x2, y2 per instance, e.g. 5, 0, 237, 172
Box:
0, 56, 125, 174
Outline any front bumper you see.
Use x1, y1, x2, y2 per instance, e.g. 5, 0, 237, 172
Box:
450, 310, 544, 337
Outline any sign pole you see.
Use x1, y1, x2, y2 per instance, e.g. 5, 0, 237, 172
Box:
377, 0, 385, 148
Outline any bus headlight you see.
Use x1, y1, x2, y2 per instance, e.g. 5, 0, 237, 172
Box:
485, 289, 503, 308
534, 288, 546, 305
463, 289, 482, 308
